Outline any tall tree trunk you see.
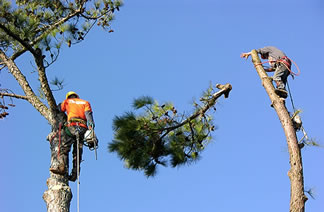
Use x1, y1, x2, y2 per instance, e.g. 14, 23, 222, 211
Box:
1, 50, 73, 212
43, 115, 72, 212
250, 50, 307, 212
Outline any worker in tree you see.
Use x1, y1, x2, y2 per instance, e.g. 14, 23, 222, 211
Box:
240, 46, 292, 98
50, 91, 95, 182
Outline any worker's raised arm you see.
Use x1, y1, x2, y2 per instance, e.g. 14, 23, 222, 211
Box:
85, 111, 95, 128
240, 51, 252, 59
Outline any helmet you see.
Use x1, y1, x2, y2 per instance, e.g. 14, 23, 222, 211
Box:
66, 91, 79, 99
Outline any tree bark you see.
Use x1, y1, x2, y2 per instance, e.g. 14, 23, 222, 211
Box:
1, 49, 72, 211
43, 114, 72, 212
250, 50, 307, 212
1, 2, 113, 211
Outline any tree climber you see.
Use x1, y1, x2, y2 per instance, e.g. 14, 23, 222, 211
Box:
240, 46, 292, 98
50, 91, 95, 182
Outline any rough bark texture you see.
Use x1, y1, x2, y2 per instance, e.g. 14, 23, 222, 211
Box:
34, 50, 58, 115
250, 50, 307, 212
1, 2, 108, 211
43, 173, 72, 212
43, 113, 72, 212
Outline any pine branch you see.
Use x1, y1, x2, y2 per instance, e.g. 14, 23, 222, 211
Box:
10, 0, 120, 61
0, 23, 37, 55
110, 83, 232, 176
160, 83, 231, 138
11, 7, 83, 61
0, 11, 60, 113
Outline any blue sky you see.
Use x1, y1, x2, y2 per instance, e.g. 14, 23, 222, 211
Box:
1, 0, 324, 211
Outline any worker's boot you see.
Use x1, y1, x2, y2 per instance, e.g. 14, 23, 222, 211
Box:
274, 80, 288, 99
68, 172, 77, 182
69, 166, 80, 182
69, 157, 80, 182
275, 89, 288, 99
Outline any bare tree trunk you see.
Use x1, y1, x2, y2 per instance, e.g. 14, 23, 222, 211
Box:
43, 172, 72, 212
1, 50, 73, 211
43, 115, 72, 212
250, 50, 307, 212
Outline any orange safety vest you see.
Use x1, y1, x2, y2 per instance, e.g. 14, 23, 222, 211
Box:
61, 98, 92, 128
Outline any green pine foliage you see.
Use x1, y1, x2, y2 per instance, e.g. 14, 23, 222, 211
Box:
109, 86, 220, 177
1, 0, 122, 95
0, 0, 123, 60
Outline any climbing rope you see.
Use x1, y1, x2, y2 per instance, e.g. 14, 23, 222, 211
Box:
286, 80, 297, 111
287, 78, 310, 144
254, 57, 301, 76
254, 54, 310, 144
76, 126, 81, 212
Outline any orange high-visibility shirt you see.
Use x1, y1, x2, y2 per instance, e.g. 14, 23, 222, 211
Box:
61, 98, 92, 122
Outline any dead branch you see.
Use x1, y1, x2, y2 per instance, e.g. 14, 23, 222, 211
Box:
0, 92, 28, 100
0, 49, 51, 122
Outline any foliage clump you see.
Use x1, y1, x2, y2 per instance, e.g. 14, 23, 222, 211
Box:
0, 0, 123, 63
109, 85, 221, 177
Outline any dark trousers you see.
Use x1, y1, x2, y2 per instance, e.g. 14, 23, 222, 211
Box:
61, 125, 87, 176
273, 63, 290, 89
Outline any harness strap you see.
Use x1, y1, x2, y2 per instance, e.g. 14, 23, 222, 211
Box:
278, 56, 292, 68
68, 117, 87, 128
69, 117, 86, 124
254, 56, 300, 76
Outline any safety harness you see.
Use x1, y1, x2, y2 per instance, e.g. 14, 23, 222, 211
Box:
49, 118, 98, 159
255, 56, 300, 77
68, 117, 87, 128
253, 55, 309, 146
278, 56, 291, 68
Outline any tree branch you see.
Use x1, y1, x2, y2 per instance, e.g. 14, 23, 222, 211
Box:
0, 92, 28, 100
160, 83, 232, 140
0, 8, 72, 116
33, 49, 57, 113
0, 64, 6, 71
0, 22, 58, 118
11, 8, 83, 61
0, 23, 37, 55
0, 49, 51, 122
